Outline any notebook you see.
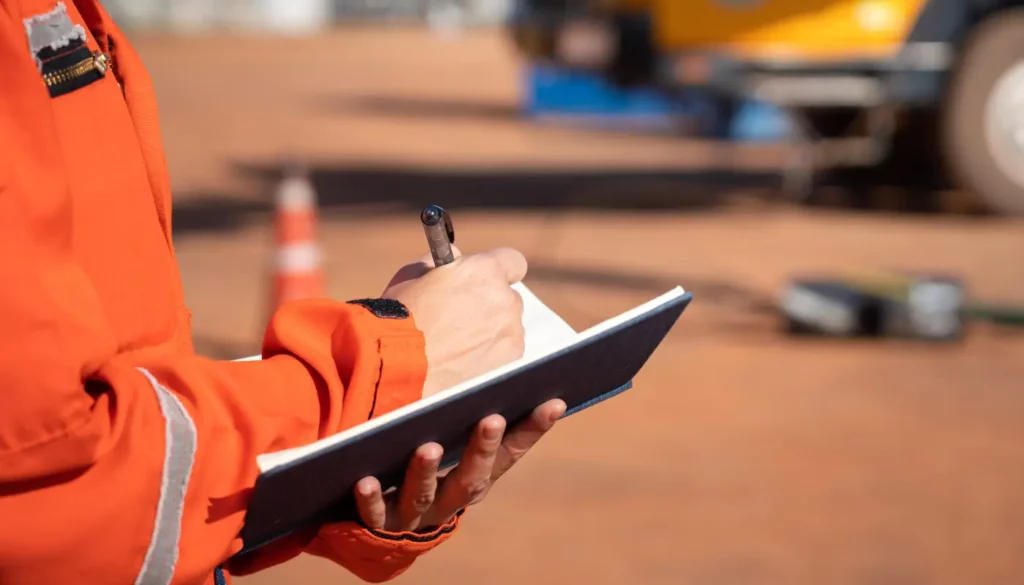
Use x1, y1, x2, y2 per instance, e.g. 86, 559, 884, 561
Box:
232, 281, 692, 557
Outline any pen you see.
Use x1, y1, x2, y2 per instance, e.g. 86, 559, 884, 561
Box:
420, 204, 456, 267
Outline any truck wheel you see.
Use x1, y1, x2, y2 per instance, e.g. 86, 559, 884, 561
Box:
941, 8, 1024, 214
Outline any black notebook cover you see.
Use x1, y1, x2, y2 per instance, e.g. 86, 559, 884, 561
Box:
234, 289, 692, 558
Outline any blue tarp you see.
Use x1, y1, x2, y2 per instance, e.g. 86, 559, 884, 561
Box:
522, 63, 791, 142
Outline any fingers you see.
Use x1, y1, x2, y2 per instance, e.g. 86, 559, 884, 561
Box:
475, 247, 528, 285
354, 476, 387, 530
387, 245, 522, 291
383, 245, 464, 290
358, 403, 561, 531
491, 399, 566, 482
428, 415, 506, 522
396, 442, 443, 531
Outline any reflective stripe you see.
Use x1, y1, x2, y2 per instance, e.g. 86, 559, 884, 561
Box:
135, 368, 198, 585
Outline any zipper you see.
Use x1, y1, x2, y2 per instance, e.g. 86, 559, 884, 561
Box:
106, 35, 124, 91
42, 51, 110, 89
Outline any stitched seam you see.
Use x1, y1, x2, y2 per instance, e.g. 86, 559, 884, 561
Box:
0, 403, 94, 455
367, 338, 385, 420
365, 509, 464, 542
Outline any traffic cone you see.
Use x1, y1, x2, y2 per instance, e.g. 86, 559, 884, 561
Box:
268, 161, 325, 312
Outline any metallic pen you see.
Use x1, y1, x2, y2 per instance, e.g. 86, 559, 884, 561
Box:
420, 204, 456, 267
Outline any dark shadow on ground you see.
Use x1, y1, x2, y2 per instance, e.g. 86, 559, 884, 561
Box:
807, 155, 964, 213
172, 197, 268, 234
170, 156, 992, 243
171, 163, 774, 240
309, 93, 981, 211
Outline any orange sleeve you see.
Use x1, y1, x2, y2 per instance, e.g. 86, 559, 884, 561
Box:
224, 301, 463, 582
0, 166, 453, 582
226, 511, 465, 582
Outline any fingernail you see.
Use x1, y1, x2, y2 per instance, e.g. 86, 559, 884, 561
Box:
551, 402, 566, 421
483, 423, 502, 441
421, 443, 442, 462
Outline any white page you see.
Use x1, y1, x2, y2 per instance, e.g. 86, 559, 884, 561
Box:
512, 282, 577, 359
254, 284, 686, 474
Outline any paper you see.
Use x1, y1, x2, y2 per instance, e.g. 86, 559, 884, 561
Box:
512, 282, 577, 359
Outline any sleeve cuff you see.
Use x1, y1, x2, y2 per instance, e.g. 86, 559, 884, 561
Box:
370, 326, 426, 417
306, 510, 465, 582
358, 509, 464, 548
260, 296, 428, 437
340, 298, 428, 420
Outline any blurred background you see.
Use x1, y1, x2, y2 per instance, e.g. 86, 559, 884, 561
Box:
100, 0, 1024, 583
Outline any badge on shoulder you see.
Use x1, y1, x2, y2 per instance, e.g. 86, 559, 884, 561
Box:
24, 1, 109, 98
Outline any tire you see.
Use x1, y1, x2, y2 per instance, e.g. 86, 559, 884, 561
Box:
941, 8, 1024, 215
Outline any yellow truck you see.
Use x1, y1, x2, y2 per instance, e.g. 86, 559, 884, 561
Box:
508, 0, 1024, 214
650, 0, 1024, 214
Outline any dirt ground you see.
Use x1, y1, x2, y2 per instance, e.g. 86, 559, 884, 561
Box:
131, 27, 1024, 585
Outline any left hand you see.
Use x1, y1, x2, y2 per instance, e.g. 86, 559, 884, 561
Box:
353, 398, 567, 532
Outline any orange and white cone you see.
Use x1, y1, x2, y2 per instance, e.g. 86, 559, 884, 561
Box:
269, 162, 324, 310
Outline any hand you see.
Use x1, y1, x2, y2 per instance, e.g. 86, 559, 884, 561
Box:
353, 399, 567, 532
382, 245, 528, 397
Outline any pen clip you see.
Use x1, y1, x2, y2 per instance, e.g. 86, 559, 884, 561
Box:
441, 209, 455, 244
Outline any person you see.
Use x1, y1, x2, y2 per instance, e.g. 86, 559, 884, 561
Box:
0, 1, 565, 584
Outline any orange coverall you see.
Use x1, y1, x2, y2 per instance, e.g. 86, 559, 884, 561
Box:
0, 1, 459, 583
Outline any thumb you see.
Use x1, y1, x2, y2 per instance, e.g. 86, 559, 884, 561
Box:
384, 244, 464, 290
418, 244, 463, 269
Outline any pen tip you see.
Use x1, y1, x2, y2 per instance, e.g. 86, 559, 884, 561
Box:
421, 205, 444, 226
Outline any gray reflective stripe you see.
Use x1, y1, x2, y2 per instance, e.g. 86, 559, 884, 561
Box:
135, 368, 198, 585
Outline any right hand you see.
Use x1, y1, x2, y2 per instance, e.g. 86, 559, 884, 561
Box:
382, 245, 527, 397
